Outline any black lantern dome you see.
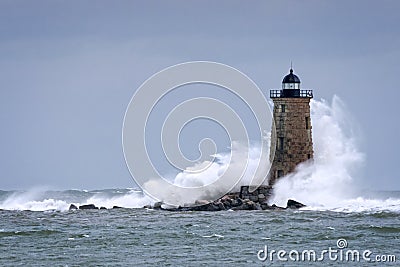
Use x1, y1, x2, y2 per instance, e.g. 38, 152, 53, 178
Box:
282, 68, 300, 84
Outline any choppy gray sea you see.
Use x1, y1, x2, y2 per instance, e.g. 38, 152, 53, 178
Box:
0, 189, 399, 266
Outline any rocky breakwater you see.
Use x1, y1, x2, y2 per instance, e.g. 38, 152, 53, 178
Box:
68, 186, 306, 211
68, 204, 122, 210
149, 188, 306, 212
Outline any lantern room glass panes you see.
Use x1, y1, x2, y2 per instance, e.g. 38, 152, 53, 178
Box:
282, 83, 300, 89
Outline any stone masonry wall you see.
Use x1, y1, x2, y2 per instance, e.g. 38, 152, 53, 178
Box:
268, 98, 313, 185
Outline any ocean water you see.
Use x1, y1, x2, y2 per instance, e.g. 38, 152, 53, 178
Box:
0, 189, 399, 266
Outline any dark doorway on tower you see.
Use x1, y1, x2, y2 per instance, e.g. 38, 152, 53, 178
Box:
277, 170, 284, 178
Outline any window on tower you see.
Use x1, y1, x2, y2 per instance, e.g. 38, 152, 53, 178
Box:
280, 104, 286, 113
278, 137, 284, 150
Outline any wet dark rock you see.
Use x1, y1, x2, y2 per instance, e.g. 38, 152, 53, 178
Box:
99, 207, 107, 210
79, 204, 98, 210
153, 202, 163, 210
162, 206, 190, 212
266, 204, 286, 210
286, 199, 306, 209
112, 206, 122, 209
69, 204, 78, 210
231, 198, 243, 207
231, 199, 257, 210
216, 200, 226, 211
186, 202, 220, 211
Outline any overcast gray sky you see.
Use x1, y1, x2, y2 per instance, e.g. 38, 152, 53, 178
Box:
0, 0, 399, 190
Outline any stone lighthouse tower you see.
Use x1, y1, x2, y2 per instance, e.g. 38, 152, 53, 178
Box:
268, 68, 314, 186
